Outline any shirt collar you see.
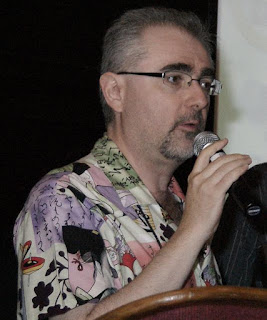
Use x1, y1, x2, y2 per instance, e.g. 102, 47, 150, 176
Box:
91, 133, 142, 190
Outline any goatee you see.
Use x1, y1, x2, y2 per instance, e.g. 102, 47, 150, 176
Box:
159, 112, 205, 161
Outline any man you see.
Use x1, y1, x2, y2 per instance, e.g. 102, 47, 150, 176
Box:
13, 7, 252, 320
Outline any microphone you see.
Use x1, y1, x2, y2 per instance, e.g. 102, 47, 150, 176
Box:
193, 131, 226, 162
193, 131, 261, 217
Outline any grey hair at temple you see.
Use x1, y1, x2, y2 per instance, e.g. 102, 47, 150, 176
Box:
99, 6, 215, 126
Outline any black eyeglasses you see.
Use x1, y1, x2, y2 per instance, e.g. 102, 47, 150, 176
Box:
117, 71, 222, 96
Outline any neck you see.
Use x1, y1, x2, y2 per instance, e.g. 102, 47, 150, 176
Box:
107, 128, 183, 204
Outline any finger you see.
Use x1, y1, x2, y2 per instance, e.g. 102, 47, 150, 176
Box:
217, 163, 251, 192
206, 156, 252, 191
198, 153, 251, 180
190, 155, 252, 195
193, 138, 228, 172
188, 154, 251, 190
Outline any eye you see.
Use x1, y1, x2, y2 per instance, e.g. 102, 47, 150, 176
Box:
200, 78, 213, 90
165, 72, 185, 87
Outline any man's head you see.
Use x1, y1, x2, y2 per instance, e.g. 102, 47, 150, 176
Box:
99, 7, 219, 164
100, 7, 214, 126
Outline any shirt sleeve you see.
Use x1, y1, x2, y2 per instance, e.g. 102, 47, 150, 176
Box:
13, 173, 118, 320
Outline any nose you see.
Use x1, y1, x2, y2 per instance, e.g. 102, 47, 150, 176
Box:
189, 81, 210, 110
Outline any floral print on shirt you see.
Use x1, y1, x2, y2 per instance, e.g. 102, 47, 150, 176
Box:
13, 134, 221, 319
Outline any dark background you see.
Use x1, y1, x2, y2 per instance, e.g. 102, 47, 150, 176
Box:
2, 1, 218, 318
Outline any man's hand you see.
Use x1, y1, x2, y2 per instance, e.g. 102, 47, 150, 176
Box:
181, 138, 252, 240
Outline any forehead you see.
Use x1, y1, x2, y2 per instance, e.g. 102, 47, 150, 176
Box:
138, 25, 212, 73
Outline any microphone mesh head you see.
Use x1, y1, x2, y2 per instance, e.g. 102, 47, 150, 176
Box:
193, 131, 220, 156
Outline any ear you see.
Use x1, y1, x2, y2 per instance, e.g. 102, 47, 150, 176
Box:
99, 72, 124, 113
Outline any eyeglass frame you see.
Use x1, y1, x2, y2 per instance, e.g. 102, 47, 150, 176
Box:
117, 71, 222, 96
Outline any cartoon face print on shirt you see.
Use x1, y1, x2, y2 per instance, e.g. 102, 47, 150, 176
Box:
62, 226, 108, 300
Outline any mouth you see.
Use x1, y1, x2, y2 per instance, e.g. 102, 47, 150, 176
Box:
178, 120, 200, 132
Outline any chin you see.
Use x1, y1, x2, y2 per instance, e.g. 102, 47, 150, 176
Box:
159, 129, 196, 161
160, 143, 194, 162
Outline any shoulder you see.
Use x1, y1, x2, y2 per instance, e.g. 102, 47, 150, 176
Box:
14, 159, 108, 241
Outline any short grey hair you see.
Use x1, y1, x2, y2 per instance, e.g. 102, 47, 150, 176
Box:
100, 6, 214, 126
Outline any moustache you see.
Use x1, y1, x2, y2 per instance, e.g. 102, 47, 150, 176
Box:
170, 112, 205, 133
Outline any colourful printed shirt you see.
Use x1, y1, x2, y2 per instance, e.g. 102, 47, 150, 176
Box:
13, 134, 221, 320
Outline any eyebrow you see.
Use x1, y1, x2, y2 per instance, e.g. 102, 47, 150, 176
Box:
160, 63, 215, 78
200, 67, 215, 78
160, 63, 192, 73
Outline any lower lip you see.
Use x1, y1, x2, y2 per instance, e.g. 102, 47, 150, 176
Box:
178, 124, 198, 132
